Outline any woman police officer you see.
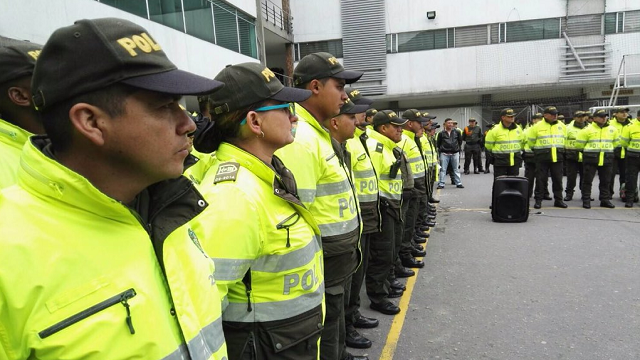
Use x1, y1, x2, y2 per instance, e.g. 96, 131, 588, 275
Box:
191, 62, 325, 360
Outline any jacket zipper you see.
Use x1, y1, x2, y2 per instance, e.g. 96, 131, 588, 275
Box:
0, 126, 17, 138
39, 288, 137, 339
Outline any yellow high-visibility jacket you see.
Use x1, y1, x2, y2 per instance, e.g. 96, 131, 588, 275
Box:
575, 122, 619, 166
484, 121, 525, 167
621, 121, 640, 157
193, 143, 324, 359
527, 119, 567, 162
0, 137, 227, 360
275, 104, 361, 286
347, 128, 381, 234
0, 119, 31, 189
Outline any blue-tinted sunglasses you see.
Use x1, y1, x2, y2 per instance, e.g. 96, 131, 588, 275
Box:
240, 103, 296, 125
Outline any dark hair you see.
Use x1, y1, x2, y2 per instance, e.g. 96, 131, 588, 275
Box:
444, 118, 453, 122
197, 95, 213, 113
0, 76, 32, 124
194, 101, 265, 152
296, 77, 330, 90
41, 83, 137, 152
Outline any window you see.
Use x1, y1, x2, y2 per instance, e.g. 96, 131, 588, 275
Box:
625, 10, 640, 33
237, 12, 257, 58
454, 25, 487, 47
212, 0, 240, 53
447, 28, 455, 48
148, 0, 184, 32
605, 12, 624, 34
183, 0, 215, 43
397, 29, 447, 53
565, 14, 602, 37
295, 40, 343, 61
99, 0, 148, 18
506, 18, 560, 42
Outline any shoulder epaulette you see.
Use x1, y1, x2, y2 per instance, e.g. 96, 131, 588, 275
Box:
375, 142, 384, 153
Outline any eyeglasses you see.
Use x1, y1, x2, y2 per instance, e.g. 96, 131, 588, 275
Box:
240, 103, 296, 125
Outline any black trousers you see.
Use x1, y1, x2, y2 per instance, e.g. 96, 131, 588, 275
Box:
398, 193, 418, 268
345, 233, 370, 331
493, 165, 520, 178
625, 156, 640, 202
535, 160, 564, 201
485, 153, 492, 173
610, 157, 627, 196
464, 146, 483, 171
524, 161, 549, 198
366, 207, 400, 304
321, 277, 349, 360
565, 159, 583, 196
582, 163, 613, 201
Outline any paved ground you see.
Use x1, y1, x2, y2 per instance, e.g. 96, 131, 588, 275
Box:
350, 168, 640, 360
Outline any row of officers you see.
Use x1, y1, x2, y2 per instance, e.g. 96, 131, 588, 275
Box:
483, 106, 640, 209
0, 18, 443, 360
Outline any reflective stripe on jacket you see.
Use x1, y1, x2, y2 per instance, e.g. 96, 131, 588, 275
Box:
484, 121, 525, 167
611, 117, 631, 159
347, 128, 381, 234
565, 120, 586, 162
367, 130, 403, 209
621, 121, 640, 157
0, 137, 227, 360
275, 104, 361, 286
193, 143, 324, 359
527, 119, 566, 162
575, 122, 619, 166
0, 119, 32, 189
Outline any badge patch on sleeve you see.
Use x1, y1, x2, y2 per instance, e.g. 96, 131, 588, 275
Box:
213, 162, 240, 184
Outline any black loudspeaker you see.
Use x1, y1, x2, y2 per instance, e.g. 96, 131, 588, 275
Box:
492, 176, 529, 222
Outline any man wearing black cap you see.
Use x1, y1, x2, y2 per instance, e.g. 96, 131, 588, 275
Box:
610, 106, 632, 201
365, 110, 408, 316
0, 18, 228, 359
576, 109, 619, 208
342, 89, 381, 350
528, 106, 568, 209
484, 108, 525, 178
523, 113, 550, 199
0, 38, 43, 188
275, 52, 366, 360
483, 123, 495, 174
564, 110, 588, 201
462, 118, 484, 174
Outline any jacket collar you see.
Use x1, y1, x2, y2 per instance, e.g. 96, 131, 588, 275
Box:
0, 118, 32, 151
295, 103, 331, 142
369, 128, 399, 150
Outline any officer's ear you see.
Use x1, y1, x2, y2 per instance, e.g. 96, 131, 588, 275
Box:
308, 79, 322, 95
68, 103, 109, 146
7, 86, 32, 107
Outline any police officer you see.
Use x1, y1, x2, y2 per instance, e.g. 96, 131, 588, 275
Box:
564, 110, 588, 201
528, 106, 567, 209
610, 106, 632, 201
484, 108, 525, 178
462, 118, 484, 174
365, 110, 407, 316
343, 89, 380, 350
0, 39, 43, 188
621, 114, 640, 207
275, 52, 365, 360
483, 123, 495, 174
191, 63, 325, 359
398, 109, 429, 268
0, 18, 227, 359
576, 109, 619, 208
523, 113, 550, 198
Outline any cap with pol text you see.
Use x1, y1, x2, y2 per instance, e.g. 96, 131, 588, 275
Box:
337, 98, 369, 116
574, 110, 584, 117
613, 106, 630, 113
500, 108, 516, 117
532, 112, 543, 119
373, 110, 408, 127
346, 87, 374, 106
31, 18, 224, 111
210, 62, 311, 115
294, 52, 363, 86
543, 106, 559, 115
0, 38, 42, 84
366, 108, 378, 118
402, 109, 428, 123
593, 109, 608, 118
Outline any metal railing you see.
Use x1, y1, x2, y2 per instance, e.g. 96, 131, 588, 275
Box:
609, 54, 640, 106
261, 0, 293, 34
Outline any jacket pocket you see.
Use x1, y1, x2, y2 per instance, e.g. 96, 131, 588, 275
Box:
265, 307, 323, 354
39, 288, 136, 339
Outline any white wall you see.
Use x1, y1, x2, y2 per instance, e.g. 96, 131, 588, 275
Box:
290, 0, 342, 42
385, 0, 567, 33
226, 0, 258, 17
605, 0, 640, 12
0, 0, 256, 81
386, 39, 565, 96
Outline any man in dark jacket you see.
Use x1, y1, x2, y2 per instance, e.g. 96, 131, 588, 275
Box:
436, 118, 464, 188
462, 118, 484, 174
